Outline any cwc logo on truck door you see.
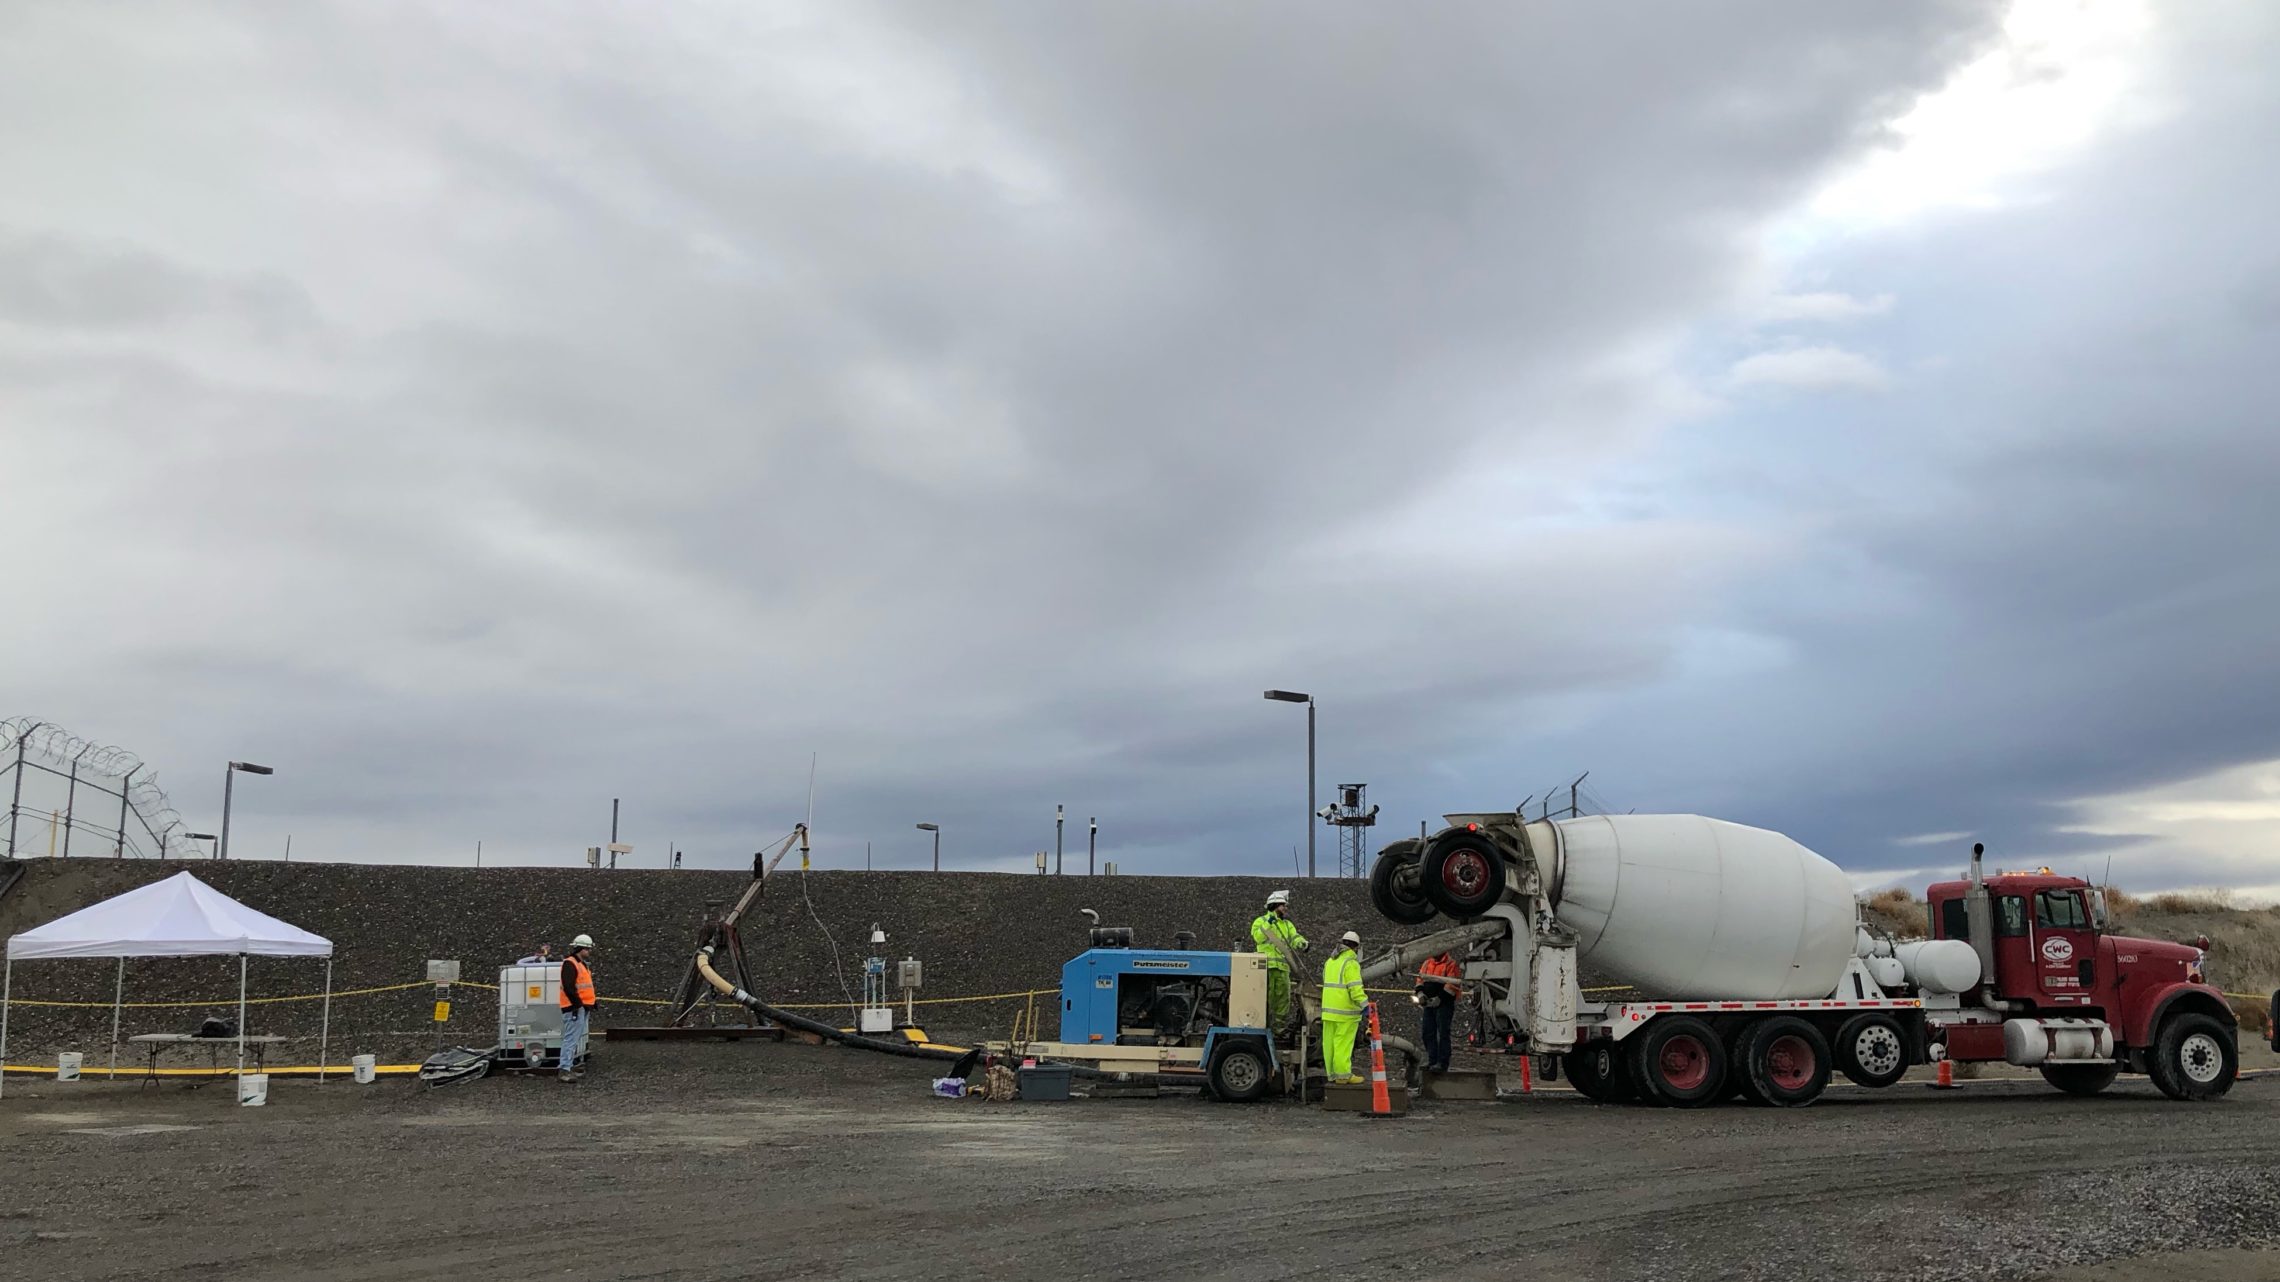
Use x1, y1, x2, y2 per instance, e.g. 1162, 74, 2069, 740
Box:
2041, 937, 2075, 963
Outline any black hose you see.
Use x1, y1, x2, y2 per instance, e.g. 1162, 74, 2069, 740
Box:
696, 951, 1166, 1084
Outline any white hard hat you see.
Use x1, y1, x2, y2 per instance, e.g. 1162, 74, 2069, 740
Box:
1340, 930, 1360, 946
571, 933, 595, 949
1265, 889, 1290, 908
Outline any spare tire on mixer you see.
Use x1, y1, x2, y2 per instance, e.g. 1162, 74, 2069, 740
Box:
1420, 829, 1507, 918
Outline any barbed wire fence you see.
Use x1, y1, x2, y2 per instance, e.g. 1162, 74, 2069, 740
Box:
1, 717, 194, 859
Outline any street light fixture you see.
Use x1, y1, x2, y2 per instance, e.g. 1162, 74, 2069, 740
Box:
217, 761, 274, 862
182, 832, 217, 860
1262, 690, 1316, 878
915, 822, 940, 872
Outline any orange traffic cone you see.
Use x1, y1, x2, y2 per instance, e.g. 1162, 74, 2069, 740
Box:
1930, 1057, 1958, 1090
1364, 1002, 1394, 1117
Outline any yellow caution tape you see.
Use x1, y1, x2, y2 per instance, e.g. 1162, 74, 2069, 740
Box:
3, 980, 434, 1010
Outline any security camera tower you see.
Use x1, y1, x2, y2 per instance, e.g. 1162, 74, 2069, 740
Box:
1325, 783, 1379, 880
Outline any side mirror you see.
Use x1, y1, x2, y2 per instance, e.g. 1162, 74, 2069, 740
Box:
2089, 890, 2110, 931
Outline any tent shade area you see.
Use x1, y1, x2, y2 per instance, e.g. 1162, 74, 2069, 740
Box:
2, 871, 335, 1096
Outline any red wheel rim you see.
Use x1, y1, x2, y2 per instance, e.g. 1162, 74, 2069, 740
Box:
1441, 849, 1491, 897
1765, 1035, 1815, 1091
1658, 1035, 1710, 1093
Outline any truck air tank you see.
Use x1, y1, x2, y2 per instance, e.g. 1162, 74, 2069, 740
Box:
1531, 814, 1860, 1001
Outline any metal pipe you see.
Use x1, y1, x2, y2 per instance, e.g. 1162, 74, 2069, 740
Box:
1356, 921, 1509, 984
108, 957, 124, 1077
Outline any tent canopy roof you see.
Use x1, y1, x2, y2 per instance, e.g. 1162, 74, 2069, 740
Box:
6, 871, 332, 960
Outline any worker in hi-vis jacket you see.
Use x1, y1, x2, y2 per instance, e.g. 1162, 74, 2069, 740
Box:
1321, 930, 1368, 1084
1249, 889, 1308, 1030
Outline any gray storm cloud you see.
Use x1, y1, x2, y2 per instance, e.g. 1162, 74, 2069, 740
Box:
7, 3, 2272, 894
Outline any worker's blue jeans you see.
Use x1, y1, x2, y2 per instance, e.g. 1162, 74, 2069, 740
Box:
559, 1008, 590, 1075
1421, 1002, 1454, 1071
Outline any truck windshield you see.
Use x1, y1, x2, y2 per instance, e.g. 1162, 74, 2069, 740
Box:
2035, 890, 2088, 929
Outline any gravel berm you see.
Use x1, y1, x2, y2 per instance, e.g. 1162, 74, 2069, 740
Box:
0, 858, 1457, 1057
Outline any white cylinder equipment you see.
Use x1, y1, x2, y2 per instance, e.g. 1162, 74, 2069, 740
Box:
1893, 939, 1983, 995
1537, 814, 1860, 1001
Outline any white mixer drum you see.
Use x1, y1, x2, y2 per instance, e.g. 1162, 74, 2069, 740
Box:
1541, 814, 1859, 1001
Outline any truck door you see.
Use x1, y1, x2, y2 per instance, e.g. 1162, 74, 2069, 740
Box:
2027, 888, 2097, 1009
1989, 893, 2037, 1004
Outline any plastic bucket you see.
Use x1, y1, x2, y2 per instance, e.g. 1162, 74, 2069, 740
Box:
56, 1052, 82, 1082
237, 1073, 269, 1107
351, 1055, 377, 1085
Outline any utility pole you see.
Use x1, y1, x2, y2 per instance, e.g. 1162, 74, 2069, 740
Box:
1088, 818, 1097, 876
610, 798, 619, 870
1055, 805, 1064, 875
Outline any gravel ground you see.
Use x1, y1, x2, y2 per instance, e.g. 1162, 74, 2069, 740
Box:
2, 1040, 2274, 1281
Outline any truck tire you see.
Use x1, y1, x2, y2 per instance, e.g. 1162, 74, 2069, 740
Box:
1370, 839, 1437, 925
1834, 1013, 1909, 1089
1738, 1016, 1830, 1108
2146, 1012, 2236, 1101
1208, 1041, 1272, 1104
1419, 830, 1506, 919
2040, 1062, 2119, 1096
1564, 1040, 1636, 1104
1625, 1016, 1727, 1107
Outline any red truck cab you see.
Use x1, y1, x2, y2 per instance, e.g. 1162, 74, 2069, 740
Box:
1923, 869, 2238, 1098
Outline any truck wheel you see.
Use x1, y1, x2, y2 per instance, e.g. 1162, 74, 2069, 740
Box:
1419, 831, 1506, 918
1564, 1041, 1636, 1104
1208, 1042, 1272, 1104
2040, 1063, 2119, 1096
1370, 839, 1437, 925
1626, 1016, 1727, 1108
1740, 1016, 1830, 1108
2147, 1012, 2236, 1101
1834, 1013, 1909, 1089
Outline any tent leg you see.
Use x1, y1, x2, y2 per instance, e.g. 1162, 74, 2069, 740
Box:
1, 957, 12, 1101
236, 954, 247, 1081
318, 958, 332, 1083
109, 957, 125, 1079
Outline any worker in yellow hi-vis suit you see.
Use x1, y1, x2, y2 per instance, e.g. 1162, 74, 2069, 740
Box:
1321, 930, 1367, 1084
1249, 889, 1308, 1030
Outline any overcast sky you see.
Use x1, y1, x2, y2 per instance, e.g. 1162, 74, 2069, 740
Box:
5, 2, 2276, 895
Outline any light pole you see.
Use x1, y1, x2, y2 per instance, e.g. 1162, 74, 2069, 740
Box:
217, 761, 274, 861
1263, 690, 1316, 878
916, 822, 940, 872
1055, 805, 1064, 876
1088, 817, 1097, 876
183, 831, 217, 860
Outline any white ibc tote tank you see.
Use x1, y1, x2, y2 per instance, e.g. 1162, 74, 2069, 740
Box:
1541, 814, 1859, 1001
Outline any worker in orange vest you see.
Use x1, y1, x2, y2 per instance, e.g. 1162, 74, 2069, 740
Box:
558, 933, 598, 1082
1415, 949, 1463, 1073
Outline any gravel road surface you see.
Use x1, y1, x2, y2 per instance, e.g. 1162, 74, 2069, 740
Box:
4, 1042, 2274, 1281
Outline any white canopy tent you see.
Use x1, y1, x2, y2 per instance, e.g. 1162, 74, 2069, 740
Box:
1, 871, 334, 1098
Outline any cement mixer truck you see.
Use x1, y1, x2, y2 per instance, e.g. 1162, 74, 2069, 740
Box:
1367, 813, 2239, 1106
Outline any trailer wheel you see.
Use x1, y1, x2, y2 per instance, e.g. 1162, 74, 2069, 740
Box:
2147, 1012, 2236, 1102
1563, 1041, 1635, 1104
1740, 1016, 1830, 1108
1834, 1013, 1909, 1089
2039, 1063, 2119, 1096
1208, 1041, 1272, 1104
1624, 1016, 1726, 1107
1419, 830, 1506, 918
1370, 839, 1437, 925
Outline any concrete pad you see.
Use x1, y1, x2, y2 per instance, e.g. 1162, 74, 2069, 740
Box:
1419, 1069, 1497, 1101
1321, 1081, 1409, 1114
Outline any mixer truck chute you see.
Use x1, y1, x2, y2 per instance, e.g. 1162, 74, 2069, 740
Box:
1370, 815, 2239, 1107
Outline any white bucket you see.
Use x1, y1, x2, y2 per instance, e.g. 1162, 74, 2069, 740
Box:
56, 1052, 83, 1082
237, 1073, 269, 1107
351, 1055, 377, 1085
